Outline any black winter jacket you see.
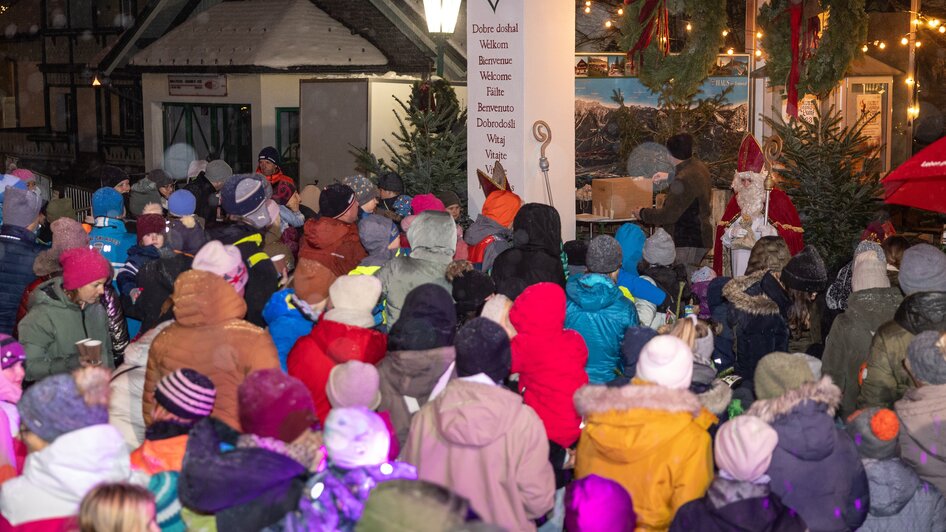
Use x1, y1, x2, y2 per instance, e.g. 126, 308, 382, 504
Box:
724, 270, 791, 384
207, 221, 279, 327
491, 203, 565, 294
0, 225, 45, 335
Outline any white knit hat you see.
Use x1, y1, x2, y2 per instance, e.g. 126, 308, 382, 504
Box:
852, 250, 890, 292
636, 335, 694, 389
324, 275, 382, 328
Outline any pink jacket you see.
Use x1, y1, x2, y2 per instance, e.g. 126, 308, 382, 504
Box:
401, 379, 555, 531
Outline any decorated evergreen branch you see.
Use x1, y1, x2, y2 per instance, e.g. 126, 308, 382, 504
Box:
352, 79, 467, 200
764, 106, 882, 270
758, 0, 868, 98
619, 0, 727, 102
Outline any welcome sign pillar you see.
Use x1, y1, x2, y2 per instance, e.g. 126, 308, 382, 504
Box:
467, 0, 576, 239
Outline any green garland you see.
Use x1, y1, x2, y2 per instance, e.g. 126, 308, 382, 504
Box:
758, 0, 868, 97
619, 0, 727, 102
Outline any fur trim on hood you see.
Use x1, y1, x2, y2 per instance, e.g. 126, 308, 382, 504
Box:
746, 376, 841, 423
574, 382, 703, 417
722, 270, 781, 316
697, 380, 733, 416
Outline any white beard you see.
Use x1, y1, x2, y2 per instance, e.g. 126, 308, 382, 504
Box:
732, 171, 766, 218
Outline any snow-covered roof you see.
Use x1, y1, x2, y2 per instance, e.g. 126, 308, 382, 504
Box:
130, 0, 388, 70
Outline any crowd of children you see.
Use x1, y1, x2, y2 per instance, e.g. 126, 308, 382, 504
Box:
0, 146, 945, 531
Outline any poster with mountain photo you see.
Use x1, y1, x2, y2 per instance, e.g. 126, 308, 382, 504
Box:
575, 54, 750, 184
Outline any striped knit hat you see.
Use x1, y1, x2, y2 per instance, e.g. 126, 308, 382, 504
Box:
154, 369, 216, 421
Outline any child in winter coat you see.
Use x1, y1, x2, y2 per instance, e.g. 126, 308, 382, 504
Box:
510, 282, 588, 487
165, 189, 208, 255
0, 367, 139, 528
614, 223, 669, 319
564, 475, 636, 532
79, 482, 160, 532
178, 369, 323, 531
109, 321, 173, 448
846, 406, 946, 531
0, 335, 25, 481
566, 235, 638, 384
690, 266, 716, 320
326, 360, 399, 460
464, 189, 521, 272
19, 247, 114, 380
116, 213, 167, 299
262, 287, 320, 371
131, 368, 216, 474
671, 415, 808, 531
895, 331, 946, 496
450, 264, 496, 326
574, 335, 715, 530
277, 407, 417, 531
351, 213, 401, 276
747, 353, 870, 531
402, 318, 555, 532
639, 228, 691, 317
377, 284, 457, 445
378, 210, 457, 323
143, 269, 279, 431
288, 275, 387, 423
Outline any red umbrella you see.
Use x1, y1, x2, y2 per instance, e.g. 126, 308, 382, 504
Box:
883, 136, 946, 214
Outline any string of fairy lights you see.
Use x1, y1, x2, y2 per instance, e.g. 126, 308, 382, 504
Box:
581, 1, 942, 120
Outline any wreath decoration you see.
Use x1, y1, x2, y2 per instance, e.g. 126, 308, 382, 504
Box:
619, 0, 727, 102
758, 0, 868, 100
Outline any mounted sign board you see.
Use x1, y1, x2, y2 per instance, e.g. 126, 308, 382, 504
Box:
168, 75, 228, 97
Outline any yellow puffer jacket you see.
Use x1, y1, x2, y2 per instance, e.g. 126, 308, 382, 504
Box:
574, 379, 716, 531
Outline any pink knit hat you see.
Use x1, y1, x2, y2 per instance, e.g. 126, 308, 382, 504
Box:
192, 240, 248, 296
60, 248, 111, 290
10, 169, 34, 182
326, 361, 381, 410
411, 194, 445, 215
715, 415, 779, 482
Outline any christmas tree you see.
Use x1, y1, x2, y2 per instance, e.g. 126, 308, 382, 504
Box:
765, 106, 882, 270
353, 79, 467, 200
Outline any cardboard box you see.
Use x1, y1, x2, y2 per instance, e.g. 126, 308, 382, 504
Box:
591, 177, 653, 219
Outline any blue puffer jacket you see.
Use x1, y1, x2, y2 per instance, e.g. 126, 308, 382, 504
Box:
615, 223, 667, 306
262, 288, 317, 371
0, 225, 46, 335
565, 273, 638, 384
859, 458, 946, 532
89, 217, 136, 270
747, 377, 870, 532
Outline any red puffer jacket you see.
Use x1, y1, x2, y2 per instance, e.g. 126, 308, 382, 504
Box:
509, 282, 589, 448
288, 318, 387, 423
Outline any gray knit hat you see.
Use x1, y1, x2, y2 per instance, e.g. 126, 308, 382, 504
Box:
845, 407, 900, 460
205, 159, 233, 184
899, 244, 946, 296
907, 330, 946, 385
18, 367, 110, 443
643, 227, 676, 266
2, 187, 42, 228
586, 235, 623, 274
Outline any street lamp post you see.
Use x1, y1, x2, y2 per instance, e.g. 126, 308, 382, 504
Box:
423, 0, 462, 77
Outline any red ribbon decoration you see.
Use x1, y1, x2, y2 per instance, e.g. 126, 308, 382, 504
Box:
625, 0, 670, 62
786, 0, 804, 118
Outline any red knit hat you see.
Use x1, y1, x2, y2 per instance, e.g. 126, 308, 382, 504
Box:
60, 248, 112, 290
136, 214, 167, 244
238, 369, 318, 442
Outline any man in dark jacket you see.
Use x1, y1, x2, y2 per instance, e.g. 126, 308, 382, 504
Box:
207, 174, 280, 327
0, 187, 45, 335
635, 133, 713, 276
184, 159, 232, 229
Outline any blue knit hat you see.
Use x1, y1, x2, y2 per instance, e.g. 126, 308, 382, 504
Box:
167, 189, 196, 217
18, 367, 110, 442
221, 174, 269, 217
92, 187, 125, 218
149, 471, 185, 532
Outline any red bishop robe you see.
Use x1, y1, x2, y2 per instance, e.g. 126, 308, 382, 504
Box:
713, 188, 805, 276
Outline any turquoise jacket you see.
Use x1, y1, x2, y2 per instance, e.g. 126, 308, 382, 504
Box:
89, 217, 136, 270
565, 273, 638, 384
